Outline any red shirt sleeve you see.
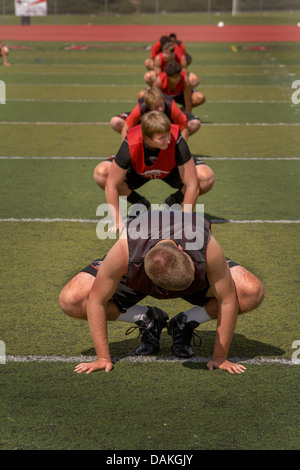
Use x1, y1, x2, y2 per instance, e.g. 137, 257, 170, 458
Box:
125, 103, 142, 128
151, 42, 162, 59
170, 100, 188, 131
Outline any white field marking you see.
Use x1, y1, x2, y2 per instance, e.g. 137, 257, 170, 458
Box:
1, 122, 300, 126
1, 218, 299, 224
5, 355, 295, 366
7, 98, 291, 104
1, 156, 299, 161
6, 84, 290, 88
8, 98, 136, 103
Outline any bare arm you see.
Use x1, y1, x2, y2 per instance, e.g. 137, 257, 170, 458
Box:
74, 239, 129, 374
183, 76, 192, 114
105, 160, 129, 232
205, 235, 246, 374
178, 158, 199, 211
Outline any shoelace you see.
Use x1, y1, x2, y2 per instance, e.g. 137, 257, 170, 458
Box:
125, 324, 149, 340
191, 330, 202, 348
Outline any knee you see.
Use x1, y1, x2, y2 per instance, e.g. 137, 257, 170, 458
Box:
193, 92, 206, 107
110, 116, 123, 133
187, 120, 201, 136
144, 71, 155, 86
59, 284, 87, 320
58, 286, 76, 317
188, 73, 199, 88
197, 165, 215, 194
93, 162, 109, 188
237, 273, 264, 314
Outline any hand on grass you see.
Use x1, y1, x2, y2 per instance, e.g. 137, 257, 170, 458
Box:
74, 358, 114, 374
207, 358, 246, 374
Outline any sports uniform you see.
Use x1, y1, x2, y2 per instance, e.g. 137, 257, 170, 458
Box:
114, 94, 199, 132
81, 211, 239, 313
105, 123, 204, 190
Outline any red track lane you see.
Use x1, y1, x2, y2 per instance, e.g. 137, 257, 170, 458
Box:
0, 24, 299, 42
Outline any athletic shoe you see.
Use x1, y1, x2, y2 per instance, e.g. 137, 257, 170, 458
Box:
127, 197, 151, 218
167, 312, 202, 358
163, 190, 184, 209
126, 307, 169, 355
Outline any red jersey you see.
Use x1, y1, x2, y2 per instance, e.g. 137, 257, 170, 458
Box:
125, 95, 187, 131
157, 51, 182, 73
151, 41, 183, 60
159, 71, 186, 97
126, 124, 179, 179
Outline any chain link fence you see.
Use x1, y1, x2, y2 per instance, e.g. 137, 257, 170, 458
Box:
1, 0, 300, 24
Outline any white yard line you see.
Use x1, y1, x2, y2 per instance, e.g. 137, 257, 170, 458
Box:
5, 354, 295, 366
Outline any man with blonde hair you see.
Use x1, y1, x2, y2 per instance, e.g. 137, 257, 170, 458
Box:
59, 210, 264, 375
110, 88, 201, 141
94, 111, 214, 231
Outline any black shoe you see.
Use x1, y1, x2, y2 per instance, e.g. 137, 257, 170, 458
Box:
126, 307, 169, 355
164, 190, 184, 209
168, 312, 202, 358
128, 197, 151, 218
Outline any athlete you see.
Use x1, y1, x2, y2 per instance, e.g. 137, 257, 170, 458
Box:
144, 35, 185, 71
153, 61, 205, 113
0, 41, 11, 66
110, 88, 201, 142
144, 41, 188, 89
58, 210, 264, 375
93, 111, 214, 231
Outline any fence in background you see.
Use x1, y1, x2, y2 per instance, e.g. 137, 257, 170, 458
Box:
1, 0, 300, 24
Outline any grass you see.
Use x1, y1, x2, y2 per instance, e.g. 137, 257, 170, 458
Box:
0, 33, 299, 451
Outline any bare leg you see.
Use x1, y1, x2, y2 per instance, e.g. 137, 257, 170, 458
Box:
205, 265, 264, 318
59, 272, 120, 321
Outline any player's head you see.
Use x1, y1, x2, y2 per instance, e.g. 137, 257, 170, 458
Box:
159, 36, 171, 47
141, 110, 170, 137
165, 61, 182, 77
162, 42, 175, 60
144, 241, 195, 291
143, 88, 165, 112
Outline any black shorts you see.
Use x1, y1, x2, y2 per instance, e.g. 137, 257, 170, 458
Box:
105, 156, 206, 190
81, 257, 239, 312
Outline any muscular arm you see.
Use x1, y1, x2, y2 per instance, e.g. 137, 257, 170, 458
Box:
105, 159, 129, 232
178, 158, 199, 211
183, 76, 192, 113
74, 239, 129, 374
205, 235, 246, 374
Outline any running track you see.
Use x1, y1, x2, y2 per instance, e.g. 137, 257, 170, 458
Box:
0, 24, 299, 42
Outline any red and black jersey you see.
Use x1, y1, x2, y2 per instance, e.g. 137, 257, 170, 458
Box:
125, 94, 187, 131
126, 124, 179, 179
159, 71, 186, 97
125, 211, 211, 299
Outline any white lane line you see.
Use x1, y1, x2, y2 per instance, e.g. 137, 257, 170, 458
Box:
1, 218, 299, 224
0, 122, 299, 126
5, 355, 295, 366
1, 156, 299, 161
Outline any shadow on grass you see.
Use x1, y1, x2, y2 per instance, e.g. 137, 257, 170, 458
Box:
81, 330, 285, 364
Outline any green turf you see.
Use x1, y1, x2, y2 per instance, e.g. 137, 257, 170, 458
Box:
0, 35, 299, 451
1, 362, 299, 451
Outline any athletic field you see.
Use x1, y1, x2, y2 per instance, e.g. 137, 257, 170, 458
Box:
0, 19, 299, 452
